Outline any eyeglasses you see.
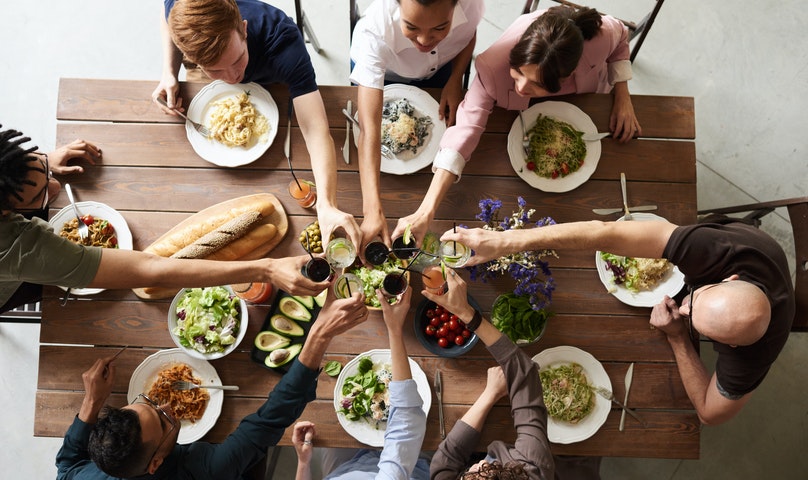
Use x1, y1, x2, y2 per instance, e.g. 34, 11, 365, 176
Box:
132, 393, 177, 471
15, 153, 51, 212
683, 282, 727, 344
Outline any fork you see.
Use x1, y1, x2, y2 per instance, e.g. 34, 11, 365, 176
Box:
591, 385, 647, 427
171, 381, 239, 391
340, 107, 395, 159
64, 184, 89, 243
517, 111, 530, 157
155, 97, 211, 138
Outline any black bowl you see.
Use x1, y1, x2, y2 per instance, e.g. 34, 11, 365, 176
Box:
413, 295, 480, 358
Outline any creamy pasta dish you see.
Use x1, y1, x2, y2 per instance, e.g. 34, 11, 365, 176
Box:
381, 98, 432, 155
207, 92, 269, 147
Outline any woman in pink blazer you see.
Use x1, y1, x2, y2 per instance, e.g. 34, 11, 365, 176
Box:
393, 6, 642, 244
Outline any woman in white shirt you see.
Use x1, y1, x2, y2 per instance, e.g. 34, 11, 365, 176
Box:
349, 0, 484, 250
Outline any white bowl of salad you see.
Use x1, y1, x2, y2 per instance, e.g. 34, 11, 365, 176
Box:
168, 286, 248, 360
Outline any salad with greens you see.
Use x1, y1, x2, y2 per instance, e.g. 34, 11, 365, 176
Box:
173, 286, 241, 354
346, 257, 405, 308
338, 357, 392, 427
491, 293, 550, 344
600, 252, 673, 293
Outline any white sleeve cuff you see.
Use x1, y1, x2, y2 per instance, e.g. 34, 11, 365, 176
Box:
432, 148, 466, 183
608, 60, 633, 85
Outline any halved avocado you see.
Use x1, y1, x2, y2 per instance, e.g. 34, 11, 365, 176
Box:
279, 296, 312, 322
264, 344, 303, 368
254, 331, 291, 352
292, 295, 314, 309
313, 288, 327, 307
270, 314, 304, 337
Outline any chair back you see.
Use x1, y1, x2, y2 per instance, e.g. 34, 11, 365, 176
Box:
699, 197, 808, 332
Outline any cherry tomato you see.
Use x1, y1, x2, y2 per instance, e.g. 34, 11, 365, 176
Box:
439, 312, 449, 323
454, 335, 465, 346
110, 236, 118, 247
426, 309, 435, 318
448, 319, 459, 331
526, 161, 535, 171
461, 329, 471, 339
437, 337, 449, 348
429, 317, 441, 327
561, 163, 570, 175
450, 314, 459, 322
425, 325, 437, 336
437, 326, 448, 338
551, 170, 559, 179
81, 215, 94, 226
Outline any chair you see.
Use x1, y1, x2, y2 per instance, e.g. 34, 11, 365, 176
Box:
293, 0, 322, 54
698, 197, 808, 332
0, 302, 41, 323
522, 0, 665, 63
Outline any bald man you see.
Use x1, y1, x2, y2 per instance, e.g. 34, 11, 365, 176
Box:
440, 215, 794, 425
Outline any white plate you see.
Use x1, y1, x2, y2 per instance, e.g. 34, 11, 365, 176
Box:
507, 101, 601, 192
186, 81, 279, 167
352, 84, 447, 175
127, 349, 224, 444
333, 348, 431, 447
595, 212, 685, 307
48, 201, 133, 295
532, 346, 611, 444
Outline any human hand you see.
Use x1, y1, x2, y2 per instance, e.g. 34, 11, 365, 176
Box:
292, 421, 316, 464
377, 286, 412, 336
422, 269, 475, 321
439, 227, 503, 267
47, 139, 102, 175
482, 366, 508, 401
151, 73, 184, 115
438, 78, 463, 127
266, 256, 330, 297
359, 207, 390, 258
609, 91, 642, 143
650, 295, 688, 338
310, 283, 369, 339
78, 356, 117, 423
391, 210, 432, 248
317, 205, 363, 261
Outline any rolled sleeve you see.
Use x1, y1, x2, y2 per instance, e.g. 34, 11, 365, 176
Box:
608, 60, 633, 85
432, 148, 466, 181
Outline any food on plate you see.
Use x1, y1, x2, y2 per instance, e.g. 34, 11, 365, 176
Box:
600, 252, 674, 293
525, 114, 586, 179
171, 211, 263, 259
270, 314, 304, 337
279, 296, 312, 321
254, 330, 291, 352
540, 362, 595, 424
265, 343, 302, 368
422, 303, 473, 348
381, 98, 432, 155
491, 293, 550, 344
146, 363, 209, 423
173, 286, 241, 354
338, 356, 392, 426
207, 91, 269, 147
345, 257, 406, 308
59, 215, 118, 248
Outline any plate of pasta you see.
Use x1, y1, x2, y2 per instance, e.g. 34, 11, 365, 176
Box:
352, 84, 446, 175
532, 346, 611, 444
595, 213, 685, 307
128, 349, 224, 444
49, 201, 133, 295
186, 80, 279, 167
507, 101, 601, 193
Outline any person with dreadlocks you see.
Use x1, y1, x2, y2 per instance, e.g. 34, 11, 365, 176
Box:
0, 124, 335, 314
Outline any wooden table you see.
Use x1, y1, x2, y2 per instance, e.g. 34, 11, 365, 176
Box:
36, 78, 699, 459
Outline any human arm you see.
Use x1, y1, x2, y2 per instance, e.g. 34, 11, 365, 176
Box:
356, 85, 390, 247
609, 81, 641, 143
390, 167, 455, 247
152, 8, 185, 114
439, 32, 476, 127
46, 140, 102, 175
292, 421, 316, 480
293, 91, 363, 252
439, 219, 678, 267
89, 250, 328, 297
651, 296, 753, 425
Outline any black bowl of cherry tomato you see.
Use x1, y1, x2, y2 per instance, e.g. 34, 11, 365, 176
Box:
413, 296, 480, 357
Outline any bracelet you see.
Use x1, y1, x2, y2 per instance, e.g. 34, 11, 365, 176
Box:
465, 310, 483, 332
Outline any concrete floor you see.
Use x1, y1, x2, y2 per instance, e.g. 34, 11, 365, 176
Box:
1, 0, 806, 478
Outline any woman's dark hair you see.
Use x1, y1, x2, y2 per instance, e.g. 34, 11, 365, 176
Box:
88, 407, 151, 478
460, 461, 529, 479
509, 5, 603, 93
0, 125, 39, 212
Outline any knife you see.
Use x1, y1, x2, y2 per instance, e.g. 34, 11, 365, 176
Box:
592, 205, 657, 215
582, 131, 611, 142
620, 172, 632, 219
619, 363, 634, 432
284, 98, 292, 163
435, 369, 445, 439
343, 100, 352, 164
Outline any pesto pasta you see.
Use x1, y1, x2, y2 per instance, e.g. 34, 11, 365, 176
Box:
526, 114, 586, 179
540, 362, 595, 424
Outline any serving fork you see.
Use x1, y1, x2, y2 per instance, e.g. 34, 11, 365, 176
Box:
517, 111, 531, 157
171, 381, 239, 391
156, 96, 211, 138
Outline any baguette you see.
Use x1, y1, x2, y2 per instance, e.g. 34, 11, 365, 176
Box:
145, 196, 275, 257
205, 223, 277, 261
171, 211, 263, 259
